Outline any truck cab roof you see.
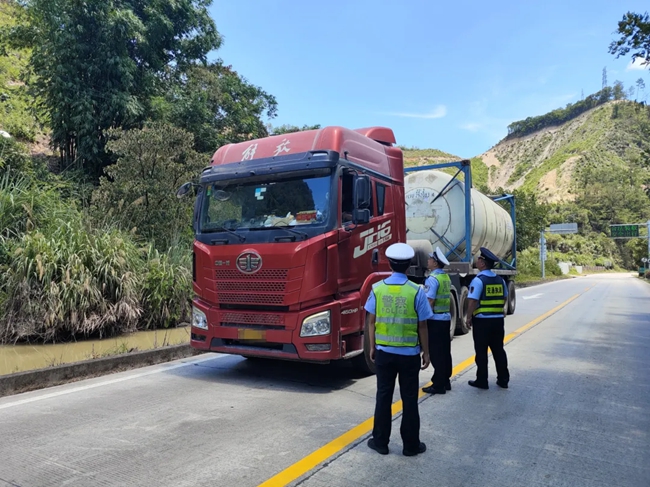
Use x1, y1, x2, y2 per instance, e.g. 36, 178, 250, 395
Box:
210, 126, 405, 184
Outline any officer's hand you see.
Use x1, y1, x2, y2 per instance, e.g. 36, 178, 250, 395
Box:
465, 318, 472, 330
421, 352, 430, 370
370, 347, 376, 363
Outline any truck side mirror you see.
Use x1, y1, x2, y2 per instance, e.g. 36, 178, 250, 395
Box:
353, 175, 371, 210
176, 182, 192, 199
353, 208, 370, 225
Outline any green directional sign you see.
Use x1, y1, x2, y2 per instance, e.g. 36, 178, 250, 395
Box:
610, 224, 639, 238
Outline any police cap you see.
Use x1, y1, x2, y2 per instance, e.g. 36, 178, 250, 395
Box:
479, 247, 499, 264
385, 242, 415, 262
429, 246, 450, 266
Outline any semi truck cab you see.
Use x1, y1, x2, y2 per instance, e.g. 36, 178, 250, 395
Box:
178, 126, 409, 372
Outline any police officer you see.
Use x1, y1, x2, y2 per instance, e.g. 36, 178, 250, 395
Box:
422, 247, 453, 395
465, 247, 510, 389
364, 242, 433, 456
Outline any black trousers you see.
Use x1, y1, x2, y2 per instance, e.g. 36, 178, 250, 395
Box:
472, 316, 510, 385
372, 349, 421, 451
427, 319, 452, 391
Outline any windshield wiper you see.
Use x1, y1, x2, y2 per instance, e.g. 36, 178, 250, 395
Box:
250, 226, 308, 241
211, 226, 246, 243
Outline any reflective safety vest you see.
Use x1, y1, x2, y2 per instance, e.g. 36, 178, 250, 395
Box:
372, 279, 420, 347
432, 273, 451, 314
473, 274, 506, 317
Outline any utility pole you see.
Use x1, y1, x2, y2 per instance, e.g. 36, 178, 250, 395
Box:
540, 229, 546, 278
643, 220, 650, 270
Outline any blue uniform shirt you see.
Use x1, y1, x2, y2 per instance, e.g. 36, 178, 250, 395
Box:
364, 273, 433, 355
468, 270, 508, 318
424, 269, 452, 321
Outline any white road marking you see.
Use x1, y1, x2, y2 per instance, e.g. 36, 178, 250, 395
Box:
0, 353, 230, 410
522, 293, 543, 300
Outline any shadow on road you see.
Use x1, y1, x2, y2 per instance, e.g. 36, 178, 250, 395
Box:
163, 352, 372, 394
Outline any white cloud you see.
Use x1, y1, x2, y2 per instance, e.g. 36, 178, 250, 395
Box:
385, 105, 447, 119
460, 122, 482, 132
627, 57, 650, 71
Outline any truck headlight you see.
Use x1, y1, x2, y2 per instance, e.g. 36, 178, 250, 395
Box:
300, 311, 331, 337
192, 306, 208, 330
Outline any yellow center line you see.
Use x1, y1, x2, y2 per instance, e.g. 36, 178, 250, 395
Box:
258, 290, 588, 487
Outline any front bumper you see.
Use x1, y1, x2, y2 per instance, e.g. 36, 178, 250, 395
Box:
189, 298, 347, 362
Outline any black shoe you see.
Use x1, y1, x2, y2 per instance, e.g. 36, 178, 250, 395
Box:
403, 442, 427, 456
445, 382, 452, 391
468, 380, 489, 390
422, 385, 446, 395
496, 380, 509, 389
367, 438, 389, 455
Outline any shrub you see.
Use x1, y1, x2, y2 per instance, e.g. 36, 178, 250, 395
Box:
1, 219, 142, 343
0, 136, 34, 176
140, 245, 192, 329
0, 170, 73, 242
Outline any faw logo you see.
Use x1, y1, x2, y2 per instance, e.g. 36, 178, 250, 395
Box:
353, 221, 392, 258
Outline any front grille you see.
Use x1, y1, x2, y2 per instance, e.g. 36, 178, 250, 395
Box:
217, 293, 285, 305
215, 268, 290, 305
216, 269, 288, 280
221, 312, 283, 325
216, 281, 286, 293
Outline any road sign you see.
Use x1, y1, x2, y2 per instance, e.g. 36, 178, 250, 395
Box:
643, 257, 648, 263
549, 223, 578, 234
610, 224, 640, 238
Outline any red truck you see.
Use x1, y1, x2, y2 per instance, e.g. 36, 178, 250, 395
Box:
177, 126, 517, 374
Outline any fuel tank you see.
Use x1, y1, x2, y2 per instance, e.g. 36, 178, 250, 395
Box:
404, 169, 514, 262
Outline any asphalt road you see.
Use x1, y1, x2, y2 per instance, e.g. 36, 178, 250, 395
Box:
1, 274, 648, 487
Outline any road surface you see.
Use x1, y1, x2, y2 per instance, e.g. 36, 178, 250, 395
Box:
0, 273, 648, 487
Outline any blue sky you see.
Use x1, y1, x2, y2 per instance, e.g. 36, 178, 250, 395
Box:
208, 1, 650, 158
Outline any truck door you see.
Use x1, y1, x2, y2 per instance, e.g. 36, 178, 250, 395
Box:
337, 172, 392, 292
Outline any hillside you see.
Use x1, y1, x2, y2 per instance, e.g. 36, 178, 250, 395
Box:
478, 101, 650, 203
402, 147, 490, 191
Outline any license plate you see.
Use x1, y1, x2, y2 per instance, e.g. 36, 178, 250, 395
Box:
238, 329, 266, 340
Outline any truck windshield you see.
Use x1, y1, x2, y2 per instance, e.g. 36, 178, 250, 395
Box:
200, 171, 332, 233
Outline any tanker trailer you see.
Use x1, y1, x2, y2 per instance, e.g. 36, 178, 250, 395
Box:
403, 160, 517, 335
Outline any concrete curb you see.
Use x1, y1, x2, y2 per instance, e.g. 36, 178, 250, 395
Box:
0, 343, 200, 398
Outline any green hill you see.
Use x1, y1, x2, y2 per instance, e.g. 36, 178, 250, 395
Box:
480, 100, 650, 205
401, 147, 490, 191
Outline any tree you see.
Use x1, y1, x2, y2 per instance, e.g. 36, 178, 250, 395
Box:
609, 11, 650, 68
157, 61, 278, 154
92, 123, 204, 249
602, 66, 608, 88
494, 187, 548, 251
10, 0, 221, 178
613, 80, 626, 100
268, 124, 321, 135
636, 77, 646, 99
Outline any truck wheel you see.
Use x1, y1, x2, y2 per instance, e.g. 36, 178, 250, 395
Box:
449, 290, 457, 341
456, 286, 470, 335
351, 316, 376, 376
506, 280, 516, 315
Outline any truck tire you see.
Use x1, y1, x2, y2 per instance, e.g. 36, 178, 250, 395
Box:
351, 316, 376, 376
449, 289, 458, 341
506, 280, 516, 315
456, 286, 470, 335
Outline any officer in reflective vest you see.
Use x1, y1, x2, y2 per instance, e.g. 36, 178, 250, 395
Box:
364, 242, 433, 457
422, 247, 453, 395
465, 247, 510, 390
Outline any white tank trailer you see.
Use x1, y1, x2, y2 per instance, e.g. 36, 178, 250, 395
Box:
402, 163, 517, 338
404, 170, 515, 262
